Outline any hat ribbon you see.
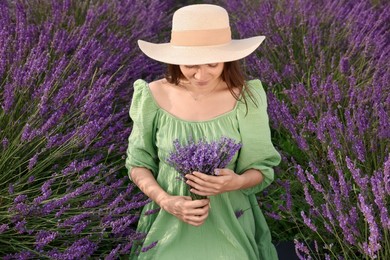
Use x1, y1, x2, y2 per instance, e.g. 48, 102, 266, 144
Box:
170, 27, 231, 46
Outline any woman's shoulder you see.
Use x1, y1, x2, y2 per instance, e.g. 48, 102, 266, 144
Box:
148, 78, 172, 96
243, 79, 266, 106
245, 79, 264, 93
148, 78, 180, 110
133, 78, 178, 112
131, 79, 160, 114
134, 78, 171, 89
133, 78, 170, 97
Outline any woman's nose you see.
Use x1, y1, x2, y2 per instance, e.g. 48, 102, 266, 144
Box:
194, 66, 207, 80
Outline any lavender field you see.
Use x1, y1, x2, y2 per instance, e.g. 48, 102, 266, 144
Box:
0, 0, 389, 259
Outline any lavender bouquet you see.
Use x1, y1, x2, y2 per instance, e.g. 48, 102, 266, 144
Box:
167, 136, 242, 200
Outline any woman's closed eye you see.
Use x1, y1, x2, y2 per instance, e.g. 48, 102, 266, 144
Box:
184, 65, 197, 69
183, 63, 219, 69
207, 63, 219, 68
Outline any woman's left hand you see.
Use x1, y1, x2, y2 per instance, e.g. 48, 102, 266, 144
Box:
185, 169, 243, 196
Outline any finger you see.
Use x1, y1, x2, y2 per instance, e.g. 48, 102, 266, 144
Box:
187, 219, 206, 227
189, 207, 209, 216
186, 180, 216, 193
182, 203, 209, 215
194, 171, 230, 184
181, 198, 210, 211
185, 173, 207, 183
190, 188, 216, 196
190, 172, 216, 182
185, 211, 209, 225
188, 198, 210, 208
192, 171, 208, 177
186, 174, 222, 190
188, 177, 225, 192
186, 174, 222, 187
182, 196, 192, 201
214, 168, 233, 176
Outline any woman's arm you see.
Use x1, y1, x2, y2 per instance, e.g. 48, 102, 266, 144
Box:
130, 167, 170, 205
184, 168, 264, 196
131, 167, 210, 226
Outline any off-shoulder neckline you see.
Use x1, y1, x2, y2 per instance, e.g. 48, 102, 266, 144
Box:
136, 79, 241, 124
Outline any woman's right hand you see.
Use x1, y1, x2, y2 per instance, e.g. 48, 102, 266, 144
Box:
159, 195, 210, 227
130, 168, 209, 226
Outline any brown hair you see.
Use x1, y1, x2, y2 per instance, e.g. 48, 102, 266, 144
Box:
165, 61, 256, 111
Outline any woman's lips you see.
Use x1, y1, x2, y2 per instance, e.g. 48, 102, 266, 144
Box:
195, 81, 209, 86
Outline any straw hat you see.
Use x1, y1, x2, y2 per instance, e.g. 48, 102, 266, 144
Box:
138, 4, 265, 65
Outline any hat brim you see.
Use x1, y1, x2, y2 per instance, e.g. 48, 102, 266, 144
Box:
138, 36, 265, 65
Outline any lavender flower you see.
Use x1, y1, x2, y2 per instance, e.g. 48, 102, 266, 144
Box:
0, 224, 10, 234
2, 137, 9, 149
301, 211, 317, 232
339, 56, 350, 75
358, 194, 381, 258
141, 241, 158, 253
14, 220, 27, 234
371, 170, 390, 230
8, 183, 14, 194
71, 221, 90, 235
345, 157, 369, 190
58, 237, 98, 259
105, 244, 121, 260
294, 239, 311, 256
167, 136, 241, 199
144, 207, 161, 216
35, 230, 58, 250
3, 251, 36, 260
27, 176, 35, 183
60, 213, 91, 227
110, 215, 139, 235
265, 211, 282, 220
303, 184, 315, 207
33, 178, 54, 205
235, 209, 244, 219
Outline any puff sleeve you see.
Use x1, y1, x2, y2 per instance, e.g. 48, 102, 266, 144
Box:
125, 79, 159, 180
236, 79, 281, 195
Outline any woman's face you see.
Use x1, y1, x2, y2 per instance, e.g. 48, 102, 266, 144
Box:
179, 63, 224, 88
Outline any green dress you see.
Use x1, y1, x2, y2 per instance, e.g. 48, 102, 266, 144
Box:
125, 79, 281, 260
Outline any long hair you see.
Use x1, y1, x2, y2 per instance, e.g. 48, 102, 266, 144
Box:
165, 61, 256, 111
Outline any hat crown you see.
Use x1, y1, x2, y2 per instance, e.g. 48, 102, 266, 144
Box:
172, 4, 229, 31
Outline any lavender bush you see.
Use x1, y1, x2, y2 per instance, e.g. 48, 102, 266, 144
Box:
0, 0, 172, 258
208, 0, 389, 258
167, 137, 242, 200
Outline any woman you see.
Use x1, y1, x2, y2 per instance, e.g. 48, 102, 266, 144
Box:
126, 4, 281, 260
